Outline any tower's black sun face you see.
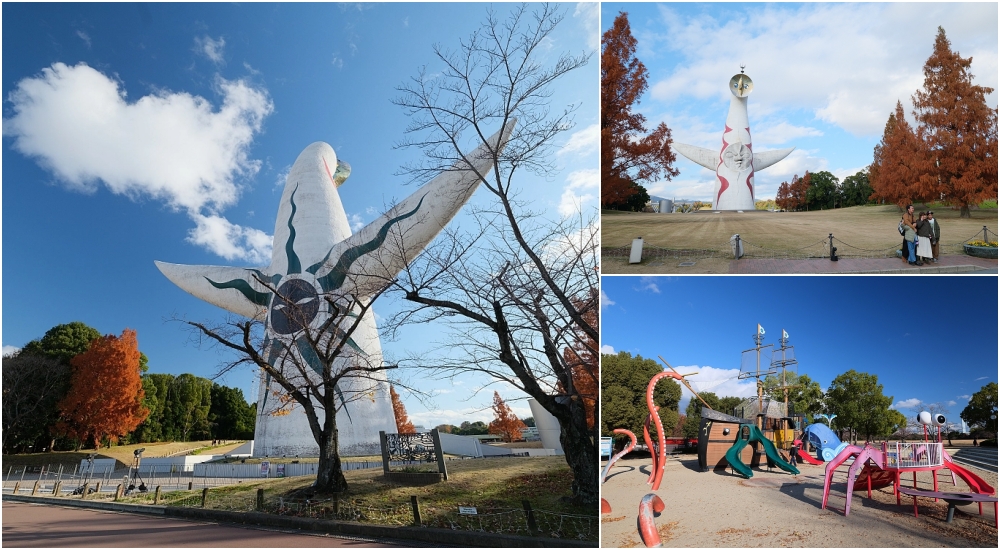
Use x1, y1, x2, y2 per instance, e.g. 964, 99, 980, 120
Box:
270, 278, 320, 335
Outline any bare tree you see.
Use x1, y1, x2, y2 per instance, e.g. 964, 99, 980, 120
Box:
389, 3, 598, 506
184, 280, 398, 493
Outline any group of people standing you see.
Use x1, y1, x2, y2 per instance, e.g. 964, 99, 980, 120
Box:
901, 204, 941, 266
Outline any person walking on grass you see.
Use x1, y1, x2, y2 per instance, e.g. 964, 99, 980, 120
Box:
916, 211, 934, 263
901, 204, 921, 266
927, 211, 941, 263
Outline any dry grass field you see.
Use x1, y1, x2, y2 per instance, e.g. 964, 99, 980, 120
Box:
602, 205, 997, 252
2, 440, 247, 470
601, 205, 997, 274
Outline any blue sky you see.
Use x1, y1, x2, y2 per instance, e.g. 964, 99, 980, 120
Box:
601, 2, 998, 201
600, 276, 998, 429
2, 3, 599, 428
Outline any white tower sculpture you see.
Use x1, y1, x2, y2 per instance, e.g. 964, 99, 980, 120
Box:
674, 68, 794, 210
156, 123, 514, 457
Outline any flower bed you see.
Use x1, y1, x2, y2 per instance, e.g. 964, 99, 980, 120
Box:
964, 240, 998, 259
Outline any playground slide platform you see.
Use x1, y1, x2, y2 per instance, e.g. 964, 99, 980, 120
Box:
724, 425, 799, 479
796, 448, 824, 466
852, 463, 895, 493
943, 452, 995, 495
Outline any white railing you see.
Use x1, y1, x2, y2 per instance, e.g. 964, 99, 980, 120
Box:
885, 442, 942, 468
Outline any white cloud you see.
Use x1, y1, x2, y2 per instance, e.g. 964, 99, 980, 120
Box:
974, 376, 989, 381
331, 54, 344, 69
600, 344, 615, 355
195, 35, 226, 65
573, 2, 599, 52
636, 277, 661, 293
678, 365, 757, 413
946, 400, 957, 407
559, 123, 599, 157
600, 289, 615, 309
3, 345, 21, 357
558, 168, 598, 217
3, 62, 275, 263
348, 213, 365, 232
188, 213, 272, 264
892, 398, 923, 410
958, 394, 971, 400
76, 31, 91, 48
274, 165, 292, 189
646, 3, 997, 137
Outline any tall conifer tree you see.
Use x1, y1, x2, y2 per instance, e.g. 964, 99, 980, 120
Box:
601, 12, 678, 209
911, 27, 997, 216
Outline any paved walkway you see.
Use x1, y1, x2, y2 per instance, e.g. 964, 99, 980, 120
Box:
2, 501, 402, 548
729, 255, 997, 274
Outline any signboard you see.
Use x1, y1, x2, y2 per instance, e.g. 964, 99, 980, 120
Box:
260, 461, 270, 478
600, 437, 613, 459
458, 506, 478, 515
276, 463, 285, 478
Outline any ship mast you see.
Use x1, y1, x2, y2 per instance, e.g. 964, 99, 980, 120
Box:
738, 324, 775, 429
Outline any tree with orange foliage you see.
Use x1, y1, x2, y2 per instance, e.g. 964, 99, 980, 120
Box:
389, 385, 416, 434
601, 11, 678, 209
560, 289, 598, 430
56, 329, 148, 449
911, 27, 997, 218
488, 392, 526, 443
869, 101, 924, 208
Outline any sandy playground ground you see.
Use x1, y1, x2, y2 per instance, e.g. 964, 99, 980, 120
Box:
600, 451, 997, 548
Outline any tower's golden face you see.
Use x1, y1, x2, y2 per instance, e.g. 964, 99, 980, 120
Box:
730, 73, 753, 98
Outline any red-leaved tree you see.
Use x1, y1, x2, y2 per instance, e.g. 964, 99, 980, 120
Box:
601, 11, 678, 209
56, 329, 148, 449
869, 101, 924, 208
560, 290, 598, 430
488, 392, 526, 443
911, 27, 998, 217
389, 385, 416, 434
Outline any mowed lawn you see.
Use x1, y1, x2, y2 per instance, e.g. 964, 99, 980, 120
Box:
601, 205, 998, 252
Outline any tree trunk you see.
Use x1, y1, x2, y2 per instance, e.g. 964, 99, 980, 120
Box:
960, 205, 971, 218
554, 399, 598, 507
314, 423, 348, 493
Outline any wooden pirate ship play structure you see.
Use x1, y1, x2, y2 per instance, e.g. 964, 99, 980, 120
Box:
697, 325, 802, 477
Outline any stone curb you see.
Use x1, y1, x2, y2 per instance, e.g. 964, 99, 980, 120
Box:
2, 494, 596, 548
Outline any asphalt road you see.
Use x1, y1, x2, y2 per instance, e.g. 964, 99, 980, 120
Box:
2, 502, 406, 548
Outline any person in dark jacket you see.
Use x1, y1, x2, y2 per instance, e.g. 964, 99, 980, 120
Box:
916, 211, 934, 262
901, 205, 920, 266
927, 211, 941, 262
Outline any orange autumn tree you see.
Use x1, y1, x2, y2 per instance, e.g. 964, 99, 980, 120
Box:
56, 329, 148, 449
911, 27, 997, 217
601, 11, 678, 209
869, 101, 924, 208
488, 392, 526, 443
560, 289, 598, 430
389, 384, 416, 434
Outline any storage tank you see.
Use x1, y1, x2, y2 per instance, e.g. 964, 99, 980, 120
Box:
658, 199, 673, 213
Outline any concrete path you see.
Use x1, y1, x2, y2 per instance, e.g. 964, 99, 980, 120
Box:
729, 255, 997, 274
1, 501, 402, 548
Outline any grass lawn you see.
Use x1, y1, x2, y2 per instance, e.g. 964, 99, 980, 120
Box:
3, 440, 247, 471
602, 204, 998, 252
115, 456, 595, 540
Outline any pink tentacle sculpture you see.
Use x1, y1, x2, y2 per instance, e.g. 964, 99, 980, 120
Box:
601, 498, 612, 515
646, 371, 684, 491
643, 412, 657, 485
638, 493, 666, 547
601, 429, 638, 484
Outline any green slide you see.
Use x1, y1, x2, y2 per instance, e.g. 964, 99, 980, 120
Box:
724, 424, 800, 479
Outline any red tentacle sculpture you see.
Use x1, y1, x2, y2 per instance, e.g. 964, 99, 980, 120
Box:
638, 493, 666, 547
643, 412, 657, 485
601, 428, 638, 484
646, 371, 684, 491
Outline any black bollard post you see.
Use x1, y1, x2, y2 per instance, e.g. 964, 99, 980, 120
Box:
201, 487, 209, 507
410, 495, 421, 526
523, 500, 539, 535
829, 233, 838, 261
256, 488, 264, 511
